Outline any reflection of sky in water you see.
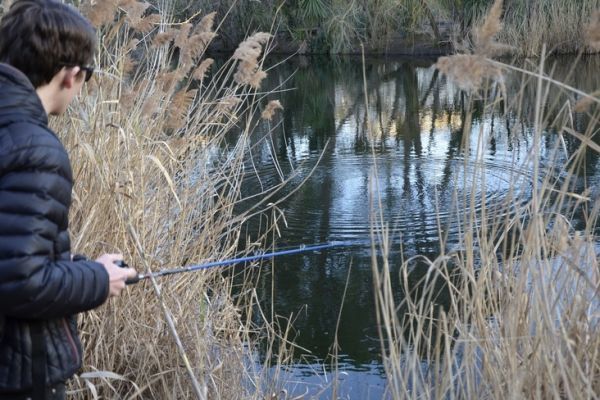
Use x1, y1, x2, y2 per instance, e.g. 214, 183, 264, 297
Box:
270, 62, 539, 246
270, 362, 388, 400
236, 55, 600, 399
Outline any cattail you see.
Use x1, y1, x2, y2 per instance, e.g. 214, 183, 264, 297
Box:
261, 100, 283, 121
584, 11, 600, 52
232, 32, 272, 89
192, 58, 214, 81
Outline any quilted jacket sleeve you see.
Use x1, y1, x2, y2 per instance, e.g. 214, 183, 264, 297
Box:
0, 123, 110, 319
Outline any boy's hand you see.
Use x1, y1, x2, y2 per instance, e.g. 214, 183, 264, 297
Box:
95, 253, 137, 297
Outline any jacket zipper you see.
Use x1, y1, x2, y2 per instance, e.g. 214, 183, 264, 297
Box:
61, 318, 79, 364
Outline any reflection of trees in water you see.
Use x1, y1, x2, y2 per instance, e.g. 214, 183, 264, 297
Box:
254, 57, 465, 363
248, 55, 600, 365
490, 57, 600, 236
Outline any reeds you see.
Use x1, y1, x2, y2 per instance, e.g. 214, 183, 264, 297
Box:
162, 0, 600, 56
37, 0, 289, 398
494, 0, 600, 56
2, 0, 598, 397
585, 11, 600, 52
436, 0, 507, 93
371, 2, 600, 399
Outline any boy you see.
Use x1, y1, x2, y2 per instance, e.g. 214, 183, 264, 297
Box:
0, 1, 137, 398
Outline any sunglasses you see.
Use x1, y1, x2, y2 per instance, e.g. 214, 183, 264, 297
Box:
79, 65, 95, 82
59, 63, 95, 82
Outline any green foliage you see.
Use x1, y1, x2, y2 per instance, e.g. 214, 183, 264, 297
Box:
299, 0, 329, 23
163, 0, 281, 48
325, 0, 364, 53
434, 0, 492, 32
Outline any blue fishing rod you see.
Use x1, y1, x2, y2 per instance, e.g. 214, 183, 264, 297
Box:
117, 241, 354, 284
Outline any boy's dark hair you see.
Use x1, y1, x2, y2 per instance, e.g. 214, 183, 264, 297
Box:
0, 0, 96, 88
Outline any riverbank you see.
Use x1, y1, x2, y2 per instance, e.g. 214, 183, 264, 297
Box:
268, 29, 454, 56
204, 18, 599, 57
192, 1, 600, 57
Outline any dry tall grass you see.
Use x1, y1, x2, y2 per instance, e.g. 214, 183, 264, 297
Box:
18, 0, 290, 398
491, 0, 600, 56
371, 1, 600, 398
2, 0, 598, 397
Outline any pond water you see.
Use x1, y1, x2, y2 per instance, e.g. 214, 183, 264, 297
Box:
234, 55, 600, 398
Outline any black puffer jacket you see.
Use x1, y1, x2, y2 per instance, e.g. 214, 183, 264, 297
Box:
0, 63, 110, 392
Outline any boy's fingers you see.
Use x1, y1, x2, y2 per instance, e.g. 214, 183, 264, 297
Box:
124, 268, 137, 279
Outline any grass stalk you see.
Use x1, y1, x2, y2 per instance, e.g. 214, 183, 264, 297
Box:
371, 2, 600, 398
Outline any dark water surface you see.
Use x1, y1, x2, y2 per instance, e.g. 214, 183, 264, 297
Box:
233, 55, 600, 398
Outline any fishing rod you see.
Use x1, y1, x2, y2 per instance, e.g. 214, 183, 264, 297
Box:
116, 241, 355, 285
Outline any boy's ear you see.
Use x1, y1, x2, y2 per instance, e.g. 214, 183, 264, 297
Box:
60, 66, 81, 89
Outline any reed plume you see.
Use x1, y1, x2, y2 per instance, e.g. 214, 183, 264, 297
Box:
152, 30, 176, 48
188, 32, 217, 60
120, 0, 150, 27
436, 0, 507, 92
192, 58, 214, 81
196, 11, 217, 34
83, 0, 119, 27
131, 13, 160, 33
232, 32, 272, 89
166, 89, 197, 128
261, 100, 283, 121
472, 0, 513, 57
174, 23, 193, 50
584, 11, 600, 51
216, 95, 242, 113
436, 54, 503, 93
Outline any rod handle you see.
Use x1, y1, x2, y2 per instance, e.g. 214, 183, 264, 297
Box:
114, 260, 141, 285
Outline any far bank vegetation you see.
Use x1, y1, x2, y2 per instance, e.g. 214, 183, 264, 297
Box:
174, 0, 600, 56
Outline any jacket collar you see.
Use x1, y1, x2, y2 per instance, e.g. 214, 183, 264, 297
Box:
0, 63, 48, 127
